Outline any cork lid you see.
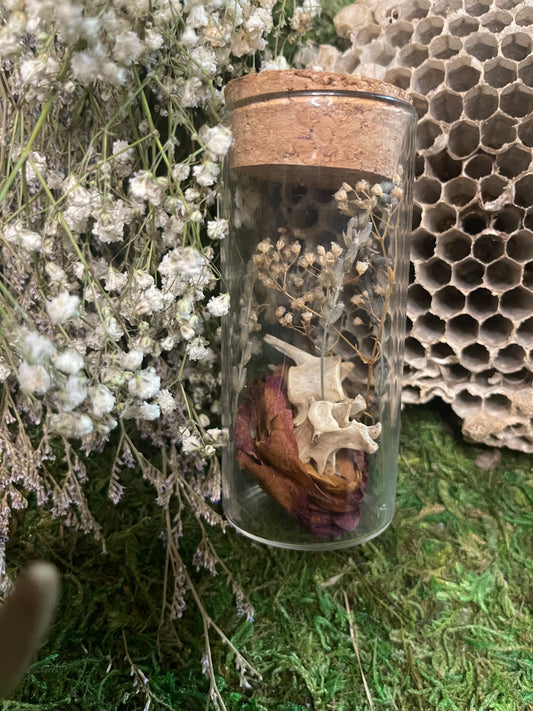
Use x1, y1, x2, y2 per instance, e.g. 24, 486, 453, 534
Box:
225, 70, 412, 108
225, 70, 415, 188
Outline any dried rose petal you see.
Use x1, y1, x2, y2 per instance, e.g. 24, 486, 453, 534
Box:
233, 374, 367, 538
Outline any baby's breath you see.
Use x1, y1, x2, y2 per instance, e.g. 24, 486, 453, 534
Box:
0, 0, 322, 697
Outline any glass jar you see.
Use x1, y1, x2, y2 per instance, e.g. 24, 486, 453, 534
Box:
221, 70, 416, 550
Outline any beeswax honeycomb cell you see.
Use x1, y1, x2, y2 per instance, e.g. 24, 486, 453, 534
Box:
312, 0, 533, 450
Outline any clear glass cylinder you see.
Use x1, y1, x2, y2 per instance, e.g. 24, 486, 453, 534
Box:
221, 71, 416, 550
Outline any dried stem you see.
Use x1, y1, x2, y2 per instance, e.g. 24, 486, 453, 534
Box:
344, 591, 375, 710
163, 508, 261, 709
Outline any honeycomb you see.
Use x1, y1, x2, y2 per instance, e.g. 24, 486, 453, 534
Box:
306, 0, 533, 451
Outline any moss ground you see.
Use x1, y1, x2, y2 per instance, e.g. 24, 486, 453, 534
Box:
2, 403, 532, 710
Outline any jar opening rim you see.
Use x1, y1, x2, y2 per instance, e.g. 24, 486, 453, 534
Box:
226, 89, 416, 113
224, 69, 412, 107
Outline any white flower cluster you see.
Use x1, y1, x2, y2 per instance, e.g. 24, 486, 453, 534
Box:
1, 0, 280, 107
2, 0, 163, 93
180, 0, 276, 68
290, 0, 322, 34
0, 0, 289, 480
0, 0, 322, 650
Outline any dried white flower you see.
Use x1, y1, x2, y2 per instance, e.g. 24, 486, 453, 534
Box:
62, 185, 98, 232
206, 293, 230, 317
179, 77, 204, 107
49, 412, 93, 438
206, 427, 223, 444
171, 163, 191, 183
0, 362, 11, 382
207, 218, 228, 240
70, 47, 104, 85
21, 332, 56, 364
133, 270, 154, 290
159, 246, 211, 297
129, 171, 167, 206
97, 415, 118, 434
199, 124, 232, 159
193, 160, 219, 187
184, 186, 200, 203
187, 4, 209, 28
138, 401, 161, 420
145, 29, 164, 50
46, 292, 80, 325
19, 55, 59, 87
180, 324, 196, 340
180, 26, 199, 49
127, 367, 161, 400
103, 316, 124, 341
53, 349, 84, 374
89, 385, 116, 417
54, 374, 88, 411
122, 350, 144, 371
134, 286, 165, 316
189, 208, 204, 223
180, 428, 201, 454
160, 336, 175, 351
186, 337, 209, 361
261, 55, 290, 71
92, 200, 133, 243
3, 223, 42, 252
176, 297, 195, 321
26, 151, 48, 184
0, 31, 20, 58
190, 46, 217, 76
103, 267, 128, 292
45, 262, 67, 283
111, 140, 135, 178
18, 362, 51, 394
157, 389, 177, 415
112, 30, 146, 64
198, 413, 210, 428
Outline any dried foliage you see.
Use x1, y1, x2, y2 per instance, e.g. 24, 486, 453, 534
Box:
0, 0, 323, 706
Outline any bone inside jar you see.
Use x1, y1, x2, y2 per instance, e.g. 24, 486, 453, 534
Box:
221, 71, 416, 550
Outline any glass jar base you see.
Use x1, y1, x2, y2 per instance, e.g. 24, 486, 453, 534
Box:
224, 484, 394, 551
227, 514, 394, 551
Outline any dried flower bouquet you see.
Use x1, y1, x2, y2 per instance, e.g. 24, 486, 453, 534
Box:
0, 0, 325, 704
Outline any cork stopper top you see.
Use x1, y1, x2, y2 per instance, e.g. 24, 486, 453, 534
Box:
225, 70, 412, 108
225, 69, 416, 189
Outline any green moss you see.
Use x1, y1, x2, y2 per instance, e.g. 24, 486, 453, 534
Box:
265, 0, 355, 66
3, 404, 532, 710
310, 0, 357, 49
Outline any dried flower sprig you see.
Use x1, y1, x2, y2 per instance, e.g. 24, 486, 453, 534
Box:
0, 0, 322, 703
249, 175, 404, 406
334, 174, 404, 403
